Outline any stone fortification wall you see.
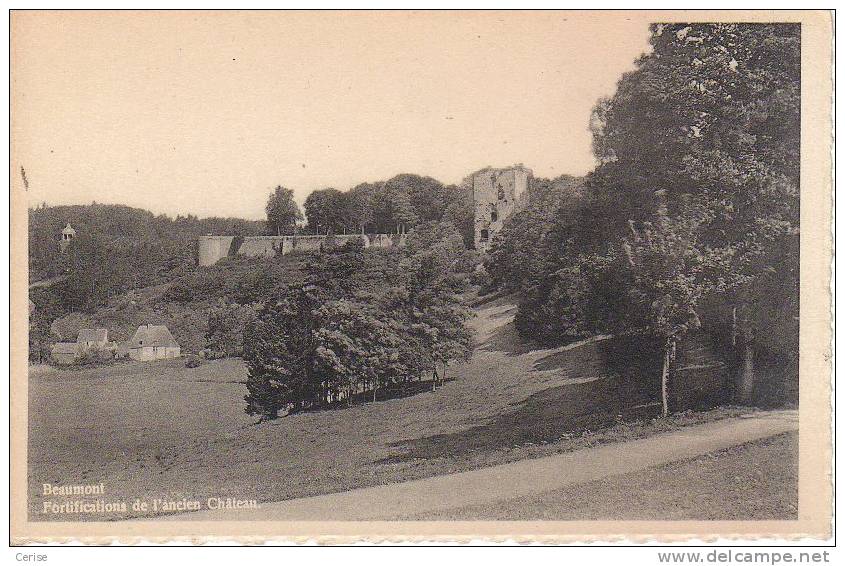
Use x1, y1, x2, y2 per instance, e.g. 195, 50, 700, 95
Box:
197, 236, 236, 267
197, 233, 406, 266
367, 233, 406, 249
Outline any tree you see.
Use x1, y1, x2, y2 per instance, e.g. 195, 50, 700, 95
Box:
590, 23, 800, 404
401, 222, 474, 389
206, 302, 258, 358
314, 299, 409, 404
265, 186, 303, 236
385, 174, 449, 222
485, 192, 565, 293
617, 197, 714, 416
242, 228, 475, 417
244, 287, 321, 417
502, 23, 799, 409
441, 185, 475, 248
370, 184, 419, 234
342, 184, 375, 233
304, 188, 346, 234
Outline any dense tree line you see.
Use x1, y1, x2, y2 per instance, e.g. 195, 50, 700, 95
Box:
260, 173, 475, 248
486, 23, 800, 413
278, 174, 474, 246
29, 203, 265, 292
243, 222, 476, 418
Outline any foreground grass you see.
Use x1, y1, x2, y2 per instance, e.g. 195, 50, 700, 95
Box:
29, 297, 760, 521
401, 432, 798, 520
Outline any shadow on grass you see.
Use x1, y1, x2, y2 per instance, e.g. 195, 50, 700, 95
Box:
376, 377, 658, 464
531, 337, 613, 374
476, 321, 535, 356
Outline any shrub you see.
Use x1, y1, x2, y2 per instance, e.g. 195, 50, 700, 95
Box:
65, 347, 117, 368
205, 303, 258, 358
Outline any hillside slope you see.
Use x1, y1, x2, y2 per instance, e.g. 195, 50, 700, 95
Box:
44, 253, 310, 354
29, 295, 750, 521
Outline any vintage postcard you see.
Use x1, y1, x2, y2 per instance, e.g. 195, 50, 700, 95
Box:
10, 10, 833, 544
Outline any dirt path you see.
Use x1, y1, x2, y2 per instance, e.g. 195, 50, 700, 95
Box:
29, 274, 68, 289
160, 409, 797, 521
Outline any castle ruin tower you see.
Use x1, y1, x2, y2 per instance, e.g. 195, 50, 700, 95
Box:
59, 223, 76, 253
464, 164, 532, 252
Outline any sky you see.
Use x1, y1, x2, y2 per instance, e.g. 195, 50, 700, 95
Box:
13, 11, 652, 220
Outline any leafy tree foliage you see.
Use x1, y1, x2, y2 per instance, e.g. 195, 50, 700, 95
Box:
265, 186, 304, 236
441, 184, 475, 248
385, 174, 451, 223
304, 188, 346, 234
29, 203, 264, 289
486, 175, 582, 293
205, 302, 259, 359
344, 183, 378, 233
492, 23, 800, 411
301, 174, 471, 238
243, 223, 475, 418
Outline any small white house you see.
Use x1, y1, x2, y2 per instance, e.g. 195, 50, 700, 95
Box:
128, 324, 181, 361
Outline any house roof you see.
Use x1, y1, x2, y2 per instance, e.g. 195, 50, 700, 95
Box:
129, 325, 179, 349
77, 328, 108, 343
61, 223, 76, 235
51, 342, 79, 355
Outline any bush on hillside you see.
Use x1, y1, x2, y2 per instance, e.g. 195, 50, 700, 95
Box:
205, 303, 258, 358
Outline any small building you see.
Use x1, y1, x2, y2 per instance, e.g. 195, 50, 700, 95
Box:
50, 342, 79, 365
77, 328, 108, 350
59, 223, 76, 253
128, 324, 181, 361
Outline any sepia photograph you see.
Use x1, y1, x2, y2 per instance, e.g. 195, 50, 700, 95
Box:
9, 9, 833, 546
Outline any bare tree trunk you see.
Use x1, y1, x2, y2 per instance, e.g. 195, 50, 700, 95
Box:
373, 383, 377, 403
732, 304, 755, 404
660, 345, 670, 418
731, 306, 738, 346
736, 334, 755, 404
660, 337, 676, 418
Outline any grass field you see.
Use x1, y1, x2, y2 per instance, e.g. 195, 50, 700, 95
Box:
28, 297, 766, 521
402, 432, 799, 520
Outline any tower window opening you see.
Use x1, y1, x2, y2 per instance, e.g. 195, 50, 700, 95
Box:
480, 229, 489, 241
491, 210, 498, 222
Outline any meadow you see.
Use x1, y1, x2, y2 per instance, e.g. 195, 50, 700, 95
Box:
28, 297, 757, 521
